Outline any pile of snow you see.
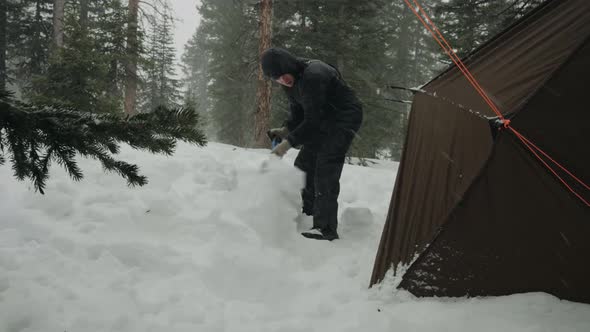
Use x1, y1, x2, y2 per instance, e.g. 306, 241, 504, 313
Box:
0, 142, 588, 332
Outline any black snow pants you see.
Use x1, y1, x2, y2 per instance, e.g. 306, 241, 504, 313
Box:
293, 126, 356, 236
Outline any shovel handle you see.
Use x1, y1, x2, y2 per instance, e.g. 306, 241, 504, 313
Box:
271, 137, 282, 149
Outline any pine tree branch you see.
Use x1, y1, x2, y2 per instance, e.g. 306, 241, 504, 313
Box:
0, 89, 207, 194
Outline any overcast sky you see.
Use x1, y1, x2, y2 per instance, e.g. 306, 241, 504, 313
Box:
170, 0, 202, 70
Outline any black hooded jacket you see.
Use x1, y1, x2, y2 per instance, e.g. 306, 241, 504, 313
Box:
261, 47, 363, 147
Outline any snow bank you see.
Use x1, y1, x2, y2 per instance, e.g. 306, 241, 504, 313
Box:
0, 142, 588, 332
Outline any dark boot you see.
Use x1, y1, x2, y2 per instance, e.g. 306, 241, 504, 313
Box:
301, 227, 339, 241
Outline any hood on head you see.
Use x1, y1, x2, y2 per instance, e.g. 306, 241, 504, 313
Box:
261, 47, 305, 79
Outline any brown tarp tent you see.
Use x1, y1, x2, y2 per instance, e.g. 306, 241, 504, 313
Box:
371, 0, 590, 303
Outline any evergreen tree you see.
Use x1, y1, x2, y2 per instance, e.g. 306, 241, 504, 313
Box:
179, 0, 545, 161
7, 0, 53, 94
124, 0, 140, 115
181, 24, 213, 138
94, 0, 128, 104
435, 0, 545, 57
379, 0, 442, 160
195, 0, 258, 146
1, 1, 211, 193
30, 1, 122, 113
0, 88, 207, 193
1, 1, 7, 90
182, 27, 210, 114
51, 0, 65, 52
139, 8, 181, 113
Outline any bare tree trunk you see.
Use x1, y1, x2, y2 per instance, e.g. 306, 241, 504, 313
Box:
124, 0, 140, 116
52, 0, 65, 54
254, 0, 273, 148
0, 0, 6, 90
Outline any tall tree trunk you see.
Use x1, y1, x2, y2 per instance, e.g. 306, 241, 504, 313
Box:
254, 0, 273, 148
79, 0, 89, 29
52, 0, 65, 54
0, 0, 6, 90
31, 0, 43, 77
124, 0, 140, 115
108, 58, 119, 97
300, 0, 306, 29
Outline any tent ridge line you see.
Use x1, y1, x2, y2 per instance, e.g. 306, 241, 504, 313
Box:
387, 85, 492, 121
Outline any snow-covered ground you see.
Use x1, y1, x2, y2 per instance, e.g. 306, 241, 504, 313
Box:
1, 142, 589, 332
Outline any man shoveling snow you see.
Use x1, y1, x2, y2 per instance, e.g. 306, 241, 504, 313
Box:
261, 47, 363, 241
